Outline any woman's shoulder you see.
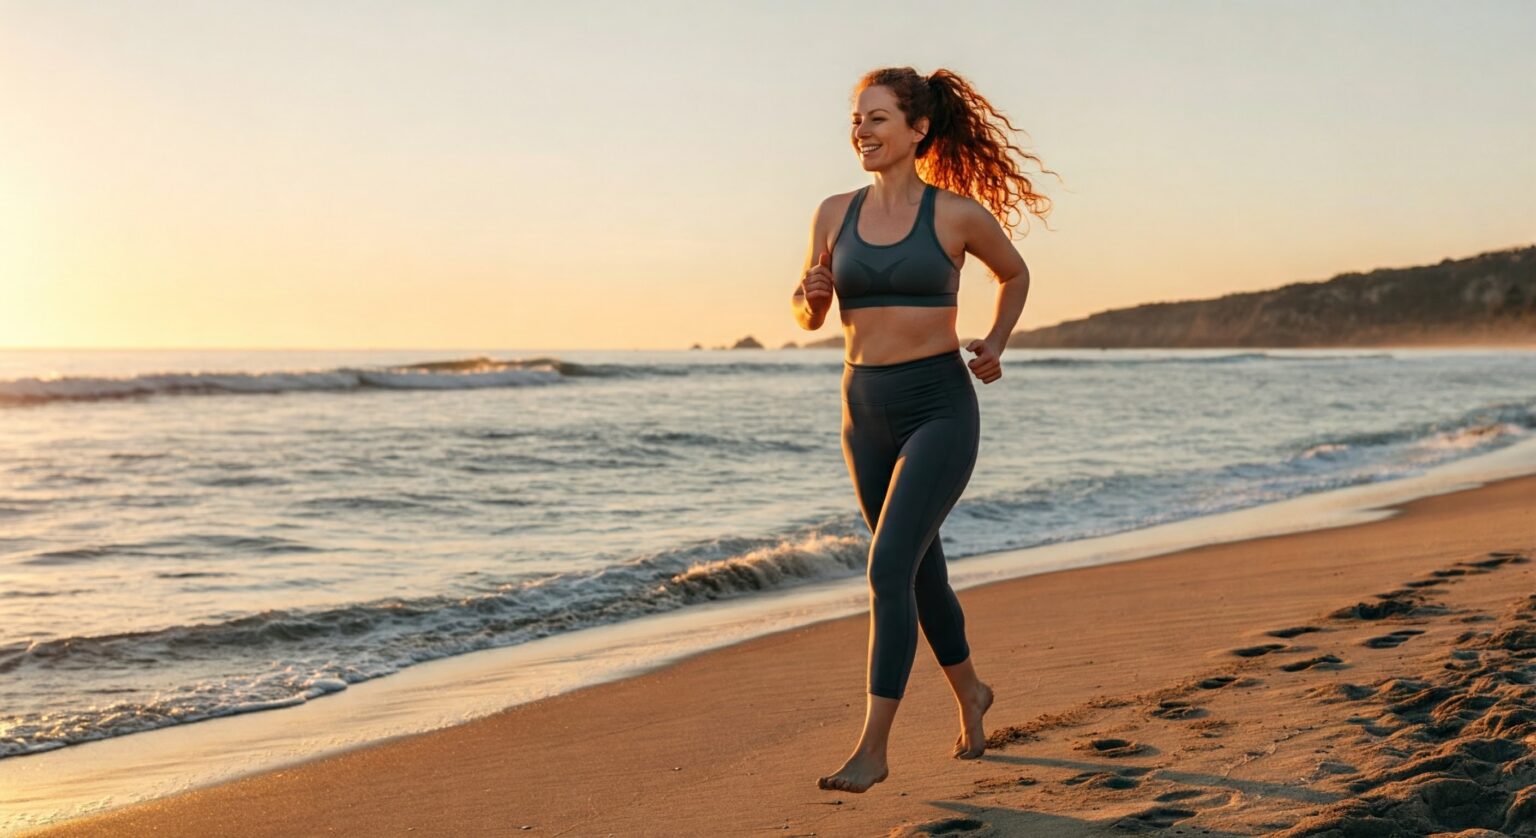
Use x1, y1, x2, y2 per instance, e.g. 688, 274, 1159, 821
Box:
812, 188, 864, 229
931, 186, 992, 227
817, 187, 864, 211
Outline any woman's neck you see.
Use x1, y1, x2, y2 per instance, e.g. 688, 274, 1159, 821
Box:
867, 167, 925, 209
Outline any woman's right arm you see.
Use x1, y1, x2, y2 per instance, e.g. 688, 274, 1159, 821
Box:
792, 198, 836, 331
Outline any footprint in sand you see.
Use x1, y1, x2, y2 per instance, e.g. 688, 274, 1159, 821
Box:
892, 816, 986, 836
1455, 550, 1530, 569
1073, 737, 1149, 757
1150, 699, 1206, 720
1154, 789, 1205, 802
1302, 682, 1371, 702
1062, 770, 1140, 789
1231, 642, 1288, 657
1198, 675, 1238, 689
971, 774, 1038, 793
1364, 629, 1425, 649
1114, 805, 1197, 830
1267, 625, 1324, 639
1400, 551, 1528, 591
1280, 654, 1344, 672
1481, 550, 1530, 563
1467, 627, 1536, 652
1330, 593, 1445, 620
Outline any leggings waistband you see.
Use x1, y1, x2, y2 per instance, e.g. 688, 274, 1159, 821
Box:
842, 348, 970, 406
843, 348, 962, 372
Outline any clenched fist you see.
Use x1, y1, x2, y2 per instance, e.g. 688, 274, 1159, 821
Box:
799, 252, 835, 316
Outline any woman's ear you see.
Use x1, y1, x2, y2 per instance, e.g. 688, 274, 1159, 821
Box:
914, 116, 930, 141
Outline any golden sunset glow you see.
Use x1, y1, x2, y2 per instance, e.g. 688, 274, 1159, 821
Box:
2, 2, 1532, 350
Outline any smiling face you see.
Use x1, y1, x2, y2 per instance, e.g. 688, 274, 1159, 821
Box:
850, 84, 929, 172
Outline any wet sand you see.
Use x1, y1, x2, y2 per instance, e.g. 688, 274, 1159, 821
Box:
28, 474, 1536, 837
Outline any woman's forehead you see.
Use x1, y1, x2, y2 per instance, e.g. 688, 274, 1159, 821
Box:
851, 85, 897, 114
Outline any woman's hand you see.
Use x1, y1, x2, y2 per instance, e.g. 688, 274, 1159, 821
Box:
964, 337, 1003, 384
799, 253, 835, 317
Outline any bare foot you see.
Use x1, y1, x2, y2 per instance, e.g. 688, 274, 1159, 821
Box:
816, 750, 889, 793
951, 681, 993, 759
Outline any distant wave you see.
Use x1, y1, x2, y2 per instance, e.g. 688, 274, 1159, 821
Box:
1288, 399, 1536, 464
0, 351, 1397, 406
17, 534, 320, 566
0, 357, 568, 406
1013, 351, 1396, 367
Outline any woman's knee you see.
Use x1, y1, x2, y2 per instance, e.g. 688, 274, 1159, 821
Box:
866, 541, 925, 597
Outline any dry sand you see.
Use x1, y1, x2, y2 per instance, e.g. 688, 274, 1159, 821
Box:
28, 475, 1536, 837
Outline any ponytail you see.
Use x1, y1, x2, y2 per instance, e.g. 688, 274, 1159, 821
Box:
853, 67, 1060, 238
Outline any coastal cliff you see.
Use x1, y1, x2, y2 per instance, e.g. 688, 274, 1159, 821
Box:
1006, 245, 1535, 348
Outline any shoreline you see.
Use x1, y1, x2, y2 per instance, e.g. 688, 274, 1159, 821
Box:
4, 436, 1533, 832
11, 450, 1535, 835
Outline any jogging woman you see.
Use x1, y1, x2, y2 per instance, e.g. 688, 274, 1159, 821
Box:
791, 66, 1054, 794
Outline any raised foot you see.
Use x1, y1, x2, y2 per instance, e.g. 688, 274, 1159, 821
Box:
817, 751, 889, 793
952, 681, 994, 759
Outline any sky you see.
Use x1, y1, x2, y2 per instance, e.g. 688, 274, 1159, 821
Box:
1, 0, 1532, 351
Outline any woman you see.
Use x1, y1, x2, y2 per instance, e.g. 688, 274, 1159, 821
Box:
791, 66, 1055, 794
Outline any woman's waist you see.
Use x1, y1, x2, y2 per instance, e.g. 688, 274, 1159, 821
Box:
838, 313, 959, 367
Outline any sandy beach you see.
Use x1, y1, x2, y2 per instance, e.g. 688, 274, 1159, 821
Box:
6, 1, 1533, 834
26, 473, 1536, 837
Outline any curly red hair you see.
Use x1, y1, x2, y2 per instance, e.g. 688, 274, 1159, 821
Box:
853, 67, 1060, 238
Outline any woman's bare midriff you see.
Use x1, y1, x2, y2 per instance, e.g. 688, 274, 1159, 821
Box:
840, 306, 960, 365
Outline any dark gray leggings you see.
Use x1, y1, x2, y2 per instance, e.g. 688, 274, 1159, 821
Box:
841, 348, 980, 700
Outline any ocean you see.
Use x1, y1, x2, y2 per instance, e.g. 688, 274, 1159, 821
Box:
2, 346, 1533, 767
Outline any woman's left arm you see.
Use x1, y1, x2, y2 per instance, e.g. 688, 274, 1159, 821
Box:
958, 199, 1031, 383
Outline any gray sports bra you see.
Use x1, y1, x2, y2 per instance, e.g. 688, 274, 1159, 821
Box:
831, 183, 960, 310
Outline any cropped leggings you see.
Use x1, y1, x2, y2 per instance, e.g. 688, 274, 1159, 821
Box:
841, 348, 980, 700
